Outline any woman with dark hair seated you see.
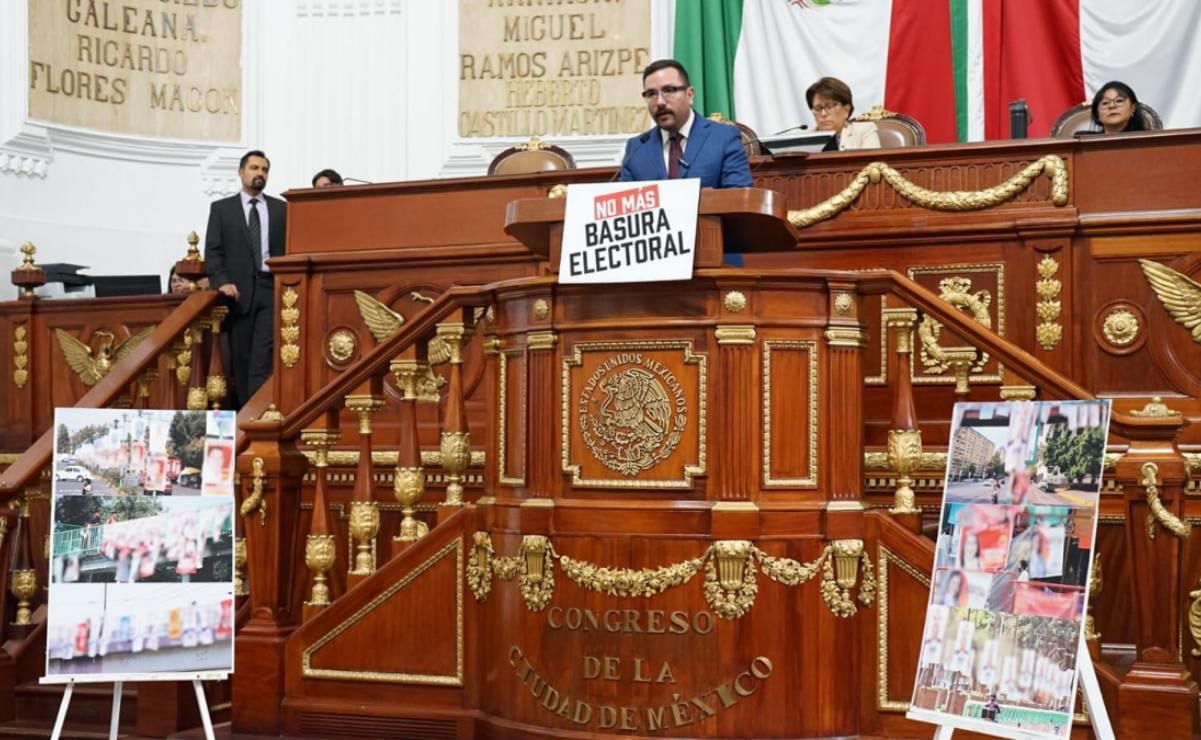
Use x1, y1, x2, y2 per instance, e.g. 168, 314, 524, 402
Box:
1090, 81, 1146, 134
806, 76, 880, 151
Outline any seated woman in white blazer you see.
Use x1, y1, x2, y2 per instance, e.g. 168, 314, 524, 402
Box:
807, 76, 881, 151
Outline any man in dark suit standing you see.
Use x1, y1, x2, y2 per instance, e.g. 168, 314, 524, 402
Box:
618, 59, 752, 189
205, 150, 286, 408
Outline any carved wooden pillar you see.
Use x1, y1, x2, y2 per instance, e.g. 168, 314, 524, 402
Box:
391, 349, 430, 553
713, 289, 757, 503
231, 415, 307, 736
437, 317, 474, 512
823, 282, 867, 537
185, 320, 208, 411
345, 386, 385, 585
301, 427, 339, 621
1112, 407, 1199, 740
6, 492, 37, 638
882, 308, 921, 530
205, 306, 229, 409
0, 507, 15, 722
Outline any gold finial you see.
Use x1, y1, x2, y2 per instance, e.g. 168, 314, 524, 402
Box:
259, 404, 284, 422
185, 231, 201, 260
1130, 396, 1181, 418
18, 243, 37, 270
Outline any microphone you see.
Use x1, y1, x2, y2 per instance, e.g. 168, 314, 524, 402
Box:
610, 130, 652, 182
769, 123, 809, 136
342, 176, 373, 185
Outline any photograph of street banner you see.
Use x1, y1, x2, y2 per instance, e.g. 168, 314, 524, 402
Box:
46, 408, 236, 683
909, 400, 1111, 739
51, 496, 234, 584
45, 583, 234, 679
52, 408, 234, 497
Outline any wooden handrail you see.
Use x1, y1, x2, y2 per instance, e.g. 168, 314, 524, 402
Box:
0, 291, 219, 497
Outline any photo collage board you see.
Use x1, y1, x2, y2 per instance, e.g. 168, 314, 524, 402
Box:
908, 400, 1111, 739
44, 408, 236, 683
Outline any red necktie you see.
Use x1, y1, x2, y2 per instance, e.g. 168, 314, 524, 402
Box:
668, 133, 683, 178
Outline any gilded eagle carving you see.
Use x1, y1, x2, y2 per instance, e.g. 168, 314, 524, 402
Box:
1139, 259, 1201, 343
352, 289, 453, 364
55, 326, 155, 386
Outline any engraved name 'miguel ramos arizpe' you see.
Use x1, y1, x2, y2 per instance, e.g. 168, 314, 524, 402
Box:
579, 353, 686, 476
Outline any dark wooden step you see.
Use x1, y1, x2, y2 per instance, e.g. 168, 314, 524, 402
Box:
14, 681, 137, 725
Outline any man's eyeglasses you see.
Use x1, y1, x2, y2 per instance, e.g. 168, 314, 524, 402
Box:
811, 102, 845, 115
1099, 96, 1128, 109
641, 85, 688, 101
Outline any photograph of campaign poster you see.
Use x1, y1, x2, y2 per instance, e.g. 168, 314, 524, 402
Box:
46, 408, 236, 683
909, 400, 1111, 739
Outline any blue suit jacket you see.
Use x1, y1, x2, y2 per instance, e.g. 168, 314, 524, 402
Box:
618, 114, 752, 189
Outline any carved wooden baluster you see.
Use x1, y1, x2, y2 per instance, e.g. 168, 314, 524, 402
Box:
205, 307, 229, 409
1110, 405, 1198, 739
132, 368, 157, 411
170, 333, 191, 409
391, 345, 430, 554
345, 383, 385, 582
882, 308, 922, 528
301, 427, 340, 619
185, 320, 208, 410
8, 491, 38, 635
437, 316, 473, 511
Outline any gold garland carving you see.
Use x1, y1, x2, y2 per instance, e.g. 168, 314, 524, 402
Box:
788, 156, 1068, 229
1189, 579, 1201, 657
1035, 256, 1063, 350
471, 536, 873, 620
241, 457, 267, 525
466, 531, 494, 602
1141, 461, 1191, 540
279, 287, 300, 368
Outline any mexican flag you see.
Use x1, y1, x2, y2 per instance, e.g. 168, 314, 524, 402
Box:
675, 0, 1201, 144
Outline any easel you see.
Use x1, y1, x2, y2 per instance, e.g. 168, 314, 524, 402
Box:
926, 634, 1113, 740
48, 674, 220, 740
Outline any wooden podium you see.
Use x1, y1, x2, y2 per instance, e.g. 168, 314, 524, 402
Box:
504, 187, 800, 269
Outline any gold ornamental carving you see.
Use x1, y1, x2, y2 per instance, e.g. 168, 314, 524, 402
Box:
1084, 555, 1102, 642
1035, 256, 1063, 350
1138, 258, 1201, 344
1140, 461, 1191, 540
348, 501, 380, 575
563, 341, 707, 489
1000, 385, 1037, 401
440, 432, 472, 507
527, 330, 557, 351
824, 327, 868, 348
714, 325, 756, 345
12, 326, 28, 388
186, 386, 209, 411
532, 298, 550, 320
1130, 396, 1181, 418
1101, 307, 1139, 347
473, 536, 875, 620
886, 429, 922, 514
279, 287, 301, 368
0, 518, 6, 550
352, 290, 445, 401
174, 332, 193, 386
327, 329, 357, 363
917, 276, 992, 374
234, 537, 249, 597
548, 183, 568, 199
1189, 576, 1201, 657
833, 292, 854, 316
722, 290, 747, 313
305, 534, 336, 607
241, 457, 267, 525
10, 568, 37, 626
55, 326, 155, 387
787, 155, 1069, 229
580, 357, 686, 477
467, 531, 495, 602
393, 466, 429, 542
258, 403, 285, 422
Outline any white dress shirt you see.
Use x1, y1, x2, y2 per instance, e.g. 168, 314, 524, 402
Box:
660, 110, 696, 174
239, 190, 270, 272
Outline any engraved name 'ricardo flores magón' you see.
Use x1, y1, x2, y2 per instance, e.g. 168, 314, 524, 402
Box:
569, 184, 689, 277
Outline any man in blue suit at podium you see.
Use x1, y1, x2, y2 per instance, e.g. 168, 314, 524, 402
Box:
618, 59, 752, 190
